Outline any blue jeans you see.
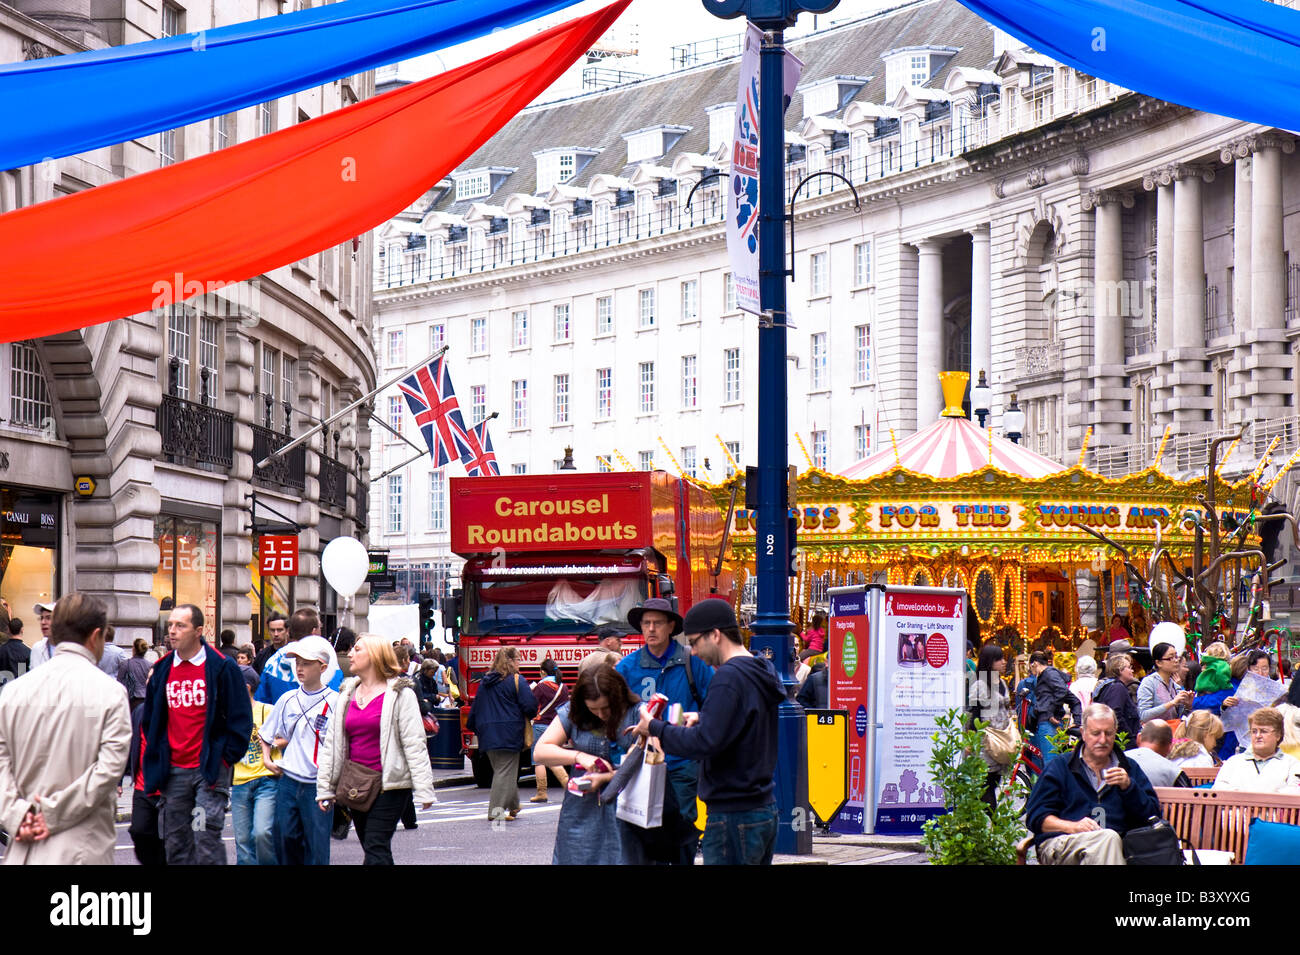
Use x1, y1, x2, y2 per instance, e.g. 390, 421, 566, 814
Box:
701, 802, 779, 866
231, 775, 278, 865
275, 774, 331, 865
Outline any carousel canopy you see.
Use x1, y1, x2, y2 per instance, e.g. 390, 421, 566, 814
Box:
840, 415, 1064, 480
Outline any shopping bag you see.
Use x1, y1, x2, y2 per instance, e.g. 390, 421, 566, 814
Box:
616, 740, 666, 829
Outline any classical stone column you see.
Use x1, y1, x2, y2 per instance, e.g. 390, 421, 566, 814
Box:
1172, 166, 1209, 350
1251, 140, 1289, 331
969, 224, 992, 391
221, 316, 257, 644
1081, 189, 1134, 443
916, 238, 945, 426
1142, 168, 1176, 351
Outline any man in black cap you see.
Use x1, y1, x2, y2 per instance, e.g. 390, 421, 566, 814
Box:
633, 597, 785, 865
616, 596, 713, 864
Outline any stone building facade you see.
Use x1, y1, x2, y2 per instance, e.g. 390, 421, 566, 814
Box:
369, 0, 1300, 610
0, 0, 376, 647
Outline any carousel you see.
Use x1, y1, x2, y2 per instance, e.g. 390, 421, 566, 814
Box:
712, 373, 1277, 656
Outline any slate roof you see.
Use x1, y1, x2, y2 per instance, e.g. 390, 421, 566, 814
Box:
429, 0, 994, 217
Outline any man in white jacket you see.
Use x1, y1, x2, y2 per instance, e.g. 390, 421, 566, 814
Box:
0, 592, 131, 864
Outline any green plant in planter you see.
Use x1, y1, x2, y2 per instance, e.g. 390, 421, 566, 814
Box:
922, 708, 1028, 866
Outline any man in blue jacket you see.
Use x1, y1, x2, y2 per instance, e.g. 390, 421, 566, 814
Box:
1025, 702, 1161, 865
617, 597, 712, 864
142, 603, 253, 864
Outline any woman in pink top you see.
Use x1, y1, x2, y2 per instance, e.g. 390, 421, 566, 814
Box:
317, 634, 435, 865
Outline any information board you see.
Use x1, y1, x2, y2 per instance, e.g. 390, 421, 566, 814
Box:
828, 588, 870, 834
873, 587, 967, 835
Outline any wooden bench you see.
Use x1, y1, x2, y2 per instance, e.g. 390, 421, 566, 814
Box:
1155, 787, 1300, 864
1181, 766, 1219, 786
1015, 783, 1300, 864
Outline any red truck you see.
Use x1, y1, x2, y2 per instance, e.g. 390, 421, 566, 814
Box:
448, 470, 734, 786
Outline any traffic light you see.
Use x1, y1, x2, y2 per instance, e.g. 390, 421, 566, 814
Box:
418, 591, 435, 643
440, 589, 463, 641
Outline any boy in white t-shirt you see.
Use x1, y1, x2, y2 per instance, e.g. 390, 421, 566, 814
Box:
262, 636, 338, 865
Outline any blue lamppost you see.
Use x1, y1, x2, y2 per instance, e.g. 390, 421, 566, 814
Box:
704, 0, 839, 855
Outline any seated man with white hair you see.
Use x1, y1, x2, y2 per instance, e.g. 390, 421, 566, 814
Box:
1025, 702, 1162, 865
1124, 720, 1187, 788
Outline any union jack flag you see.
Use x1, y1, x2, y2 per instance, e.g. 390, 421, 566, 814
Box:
397, 356, 470, 467
460, 416, 499, 477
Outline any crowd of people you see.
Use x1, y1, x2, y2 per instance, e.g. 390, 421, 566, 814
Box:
0, 593, 468, 866
968, 632, 1300, 865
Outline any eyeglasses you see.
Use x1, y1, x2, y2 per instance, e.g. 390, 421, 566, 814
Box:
687, 633, 706, 647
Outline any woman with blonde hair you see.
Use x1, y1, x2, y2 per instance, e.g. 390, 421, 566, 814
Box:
466, 646, 537, 821
1170, 710, 1224, 768
317, 634, 435, 865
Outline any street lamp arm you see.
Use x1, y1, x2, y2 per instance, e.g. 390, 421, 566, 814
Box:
683, 170, 724, 211
787, 170, 861, 281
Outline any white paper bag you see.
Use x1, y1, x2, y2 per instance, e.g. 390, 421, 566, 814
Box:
616, 751, 666, 829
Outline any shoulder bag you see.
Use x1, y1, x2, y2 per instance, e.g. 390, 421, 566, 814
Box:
1122, 817, 1198, 865
515, 674, 534, 747
335, 685, 384, 812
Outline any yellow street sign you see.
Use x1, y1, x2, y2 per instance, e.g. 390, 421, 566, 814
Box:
806, 709, 848, 825
74, 475, 96, 496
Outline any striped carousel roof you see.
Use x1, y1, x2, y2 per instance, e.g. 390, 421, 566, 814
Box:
840, 415, 1066, 480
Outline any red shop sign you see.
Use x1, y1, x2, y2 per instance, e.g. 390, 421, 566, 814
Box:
259, 535, 299, 576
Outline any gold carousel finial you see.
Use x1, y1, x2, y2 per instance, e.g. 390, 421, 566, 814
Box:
939, 371, 970, 418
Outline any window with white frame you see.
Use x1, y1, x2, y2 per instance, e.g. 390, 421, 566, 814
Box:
681, 446, 697, 478
259, 101, 274, 137
910, 53, 929, 87
165, 305, 193, 399
596, 296, 613, 335
430, 322, 446, 353
512, 379, 528, 429
681, 355, 698, 408
470, 384, 486, 425
810, 333, 828, 390
387, 328, 405, 366
855, 325, 872, 384
511, 463, 527, 474
638, 450, 654, 471
810, 252, 828, 296
512, 310, 529, 348
161, 2, 183, 36
597, 455, 613, 473
811, 429, 828, 469
639, 288, 655, 327
680, 280, 698, 322
553, 374, 569, 424
854, 241, 873, 286
638, 362, 655, 413
596, 368, 613, 419
723, 272, 736, 312
470, 317, 487, 354
854, 423, 871, 460
6, 343, 54, 433
387, 474, 403, 534
455, 171, 491, 201
724, 441, 741, 476
553, 303, 571, 342
388, 395, 403, 435
724, 348, 741, 403
429, 470, 446, 532
159, 128, 178, 166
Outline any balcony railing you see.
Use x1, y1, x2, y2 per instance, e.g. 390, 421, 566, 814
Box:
319, 455, 348, 512
1092, 415, 1300, 479
1014, 341, 1062, 379
252, 424, 306, 491
157, 393, 233, 470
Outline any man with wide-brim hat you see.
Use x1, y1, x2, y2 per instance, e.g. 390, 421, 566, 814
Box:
615, 596, 711, 864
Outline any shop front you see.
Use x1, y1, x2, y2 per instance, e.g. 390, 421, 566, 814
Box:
0, 486, 62, 643
152, 510, 221, 644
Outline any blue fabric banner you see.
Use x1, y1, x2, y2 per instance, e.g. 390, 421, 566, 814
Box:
956, 0, 1300, 130
0, 0, 581, 171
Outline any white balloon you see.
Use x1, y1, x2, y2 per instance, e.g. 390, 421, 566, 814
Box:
1149, 621, 1186, 658
321, 536, 369, 595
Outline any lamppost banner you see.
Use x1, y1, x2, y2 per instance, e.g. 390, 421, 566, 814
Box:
726, 23, 802, 316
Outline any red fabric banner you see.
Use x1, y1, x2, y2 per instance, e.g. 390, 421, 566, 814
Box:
0, 1, 629, 341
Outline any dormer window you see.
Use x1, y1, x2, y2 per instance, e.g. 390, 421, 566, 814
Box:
882, 47, 958, 102
798, 76, 870, 119
534, 147, 598, 194
706, 104, 735, 153
623, 125, 690, 164
456, 172, 490, 201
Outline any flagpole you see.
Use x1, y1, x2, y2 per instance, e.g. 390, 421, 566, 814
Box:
255, 345, 449, 469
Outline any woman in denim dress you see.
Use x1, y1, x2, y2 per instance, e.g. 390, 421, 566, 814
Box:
534, 664, 639, 865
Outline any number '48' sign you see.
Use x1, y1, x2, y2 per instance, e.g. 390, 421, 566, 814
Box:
259, 535, 299, 576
